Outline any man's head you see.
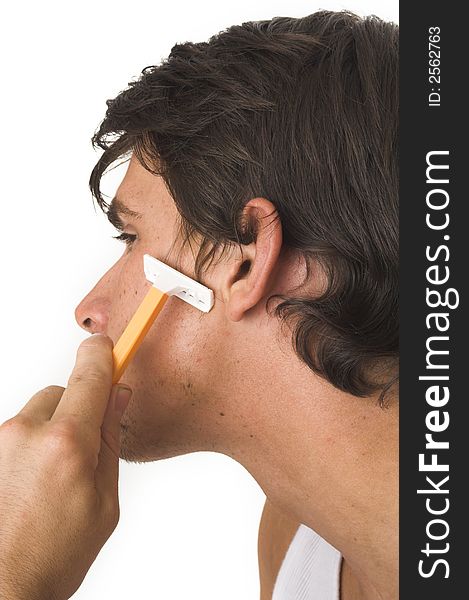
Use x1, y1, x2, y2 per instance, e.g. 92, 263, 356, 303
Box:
75, 10, 399, 464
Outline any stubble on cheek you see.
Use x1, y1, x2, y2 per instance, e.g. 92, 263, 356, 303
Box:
116, 370, 203, 463
118, 396, 148, 463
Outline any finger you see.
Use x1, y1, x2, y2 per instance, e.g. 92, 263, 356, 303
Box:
18, 385, 65, 421
95, 385, 132, 501
51, 334, 114, 435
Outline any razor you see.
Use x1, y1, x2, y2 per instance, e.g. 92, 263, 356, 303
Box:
112, 254, 214, 384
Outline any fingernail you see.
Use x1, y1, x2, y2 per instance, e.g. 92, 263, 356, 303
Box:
114, 385, 132, 413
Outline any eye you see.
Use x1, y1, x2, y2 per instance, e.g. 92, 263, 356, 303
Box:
113, 232, 137, 249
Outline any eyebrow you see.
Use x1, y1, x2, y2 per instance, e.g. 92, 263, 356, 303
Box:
106, 196, 143, 228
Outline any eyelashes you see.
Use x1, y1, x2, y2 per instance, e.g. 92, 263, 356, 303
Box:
112, 232, 137, 248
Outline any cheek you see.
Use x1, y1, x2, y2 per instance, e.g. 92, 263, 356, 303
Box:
122, 292, 223, 406
109, 250, 227, 413
133, 296, 207, 383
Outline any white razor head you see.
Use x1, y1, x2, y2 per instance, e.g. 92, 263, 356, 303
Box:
143, 254, 214, 313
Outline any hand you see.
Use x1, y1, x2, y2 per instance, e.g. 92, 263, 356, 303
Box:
0, 334, 132, 600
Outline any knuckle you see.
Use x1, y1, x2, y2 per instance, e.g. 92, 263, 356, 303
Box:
46, 419, 82, 456
45, 419, 98, 472
68, 366, 107, 387
0, 414, 32, 436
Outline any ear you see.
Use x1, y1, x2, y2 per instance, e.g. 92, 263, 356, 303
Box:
224, 198, 282, 322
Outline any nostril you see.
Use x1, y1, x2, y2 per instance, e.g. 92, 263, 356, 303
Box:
83, 318, 93, 329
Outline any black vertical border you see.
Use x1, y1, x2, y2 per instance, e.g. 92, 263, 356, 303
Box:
400, 2, 466, 597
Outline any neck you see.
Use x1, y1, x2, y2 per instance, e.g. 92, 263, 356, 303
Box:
222, 358, 399, 600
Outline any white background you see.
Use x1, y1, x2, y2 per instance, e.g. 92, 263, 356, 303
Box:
0, 1, 398, 598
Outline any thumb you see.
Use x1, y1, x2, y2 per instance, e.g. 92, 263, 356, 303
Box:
95, 384, 132, 498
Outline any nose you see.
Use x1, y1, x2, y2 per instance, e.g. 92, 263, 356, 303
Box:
75, 277, 112, 334
75, 296, 111, 334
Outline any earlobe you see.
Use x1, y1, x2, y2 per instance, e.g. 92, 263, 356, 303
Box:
225, 198, 282, 322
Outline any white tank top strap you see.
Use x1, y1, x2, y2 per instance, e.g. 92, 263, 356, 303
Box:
272, 523, 342, 600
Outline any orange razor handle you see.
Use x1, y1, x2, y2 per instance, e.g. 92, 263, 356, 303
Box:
112, 286, 169, 384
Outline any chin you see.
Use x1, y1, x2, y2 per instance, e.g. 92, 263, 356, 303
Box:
118, 417, 199, 463
116, 384, 206, 463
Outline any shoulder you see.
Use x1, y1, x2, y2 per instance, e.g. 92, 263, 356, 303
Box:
258, 498, 301, 600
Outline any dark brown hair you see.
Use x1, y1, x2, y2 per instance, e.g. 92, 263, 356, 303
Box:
89, 10, 399, 404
